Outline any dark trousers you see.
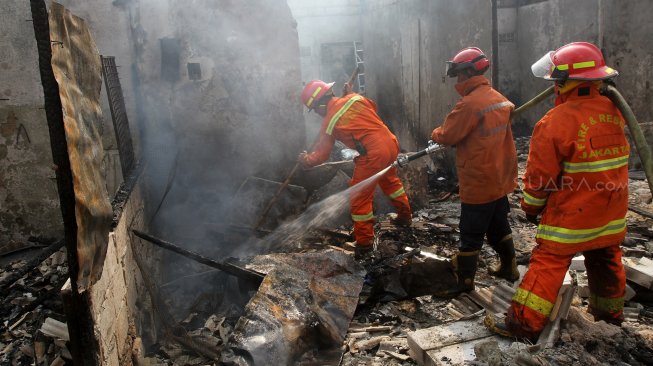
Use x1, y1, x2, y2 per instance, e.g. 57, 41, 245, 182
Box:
459, 196, 511, 252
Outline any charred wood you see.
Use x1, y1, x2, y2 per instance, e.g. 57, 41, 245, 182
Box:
132, 230, 264, 284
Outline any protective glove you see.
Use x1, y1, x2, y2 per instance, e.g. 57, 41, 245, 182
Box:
526, 214, 540, 226
342, 82, 353, 96
297, 151, 309, 168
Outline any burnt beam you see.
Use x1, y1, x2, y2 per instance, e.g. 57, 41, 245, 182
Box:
29, 1, 100, 365
132, 230, 264, 284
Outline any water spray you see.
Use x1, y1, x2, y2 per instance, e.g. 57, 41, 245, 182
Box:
393, 140, 444, 168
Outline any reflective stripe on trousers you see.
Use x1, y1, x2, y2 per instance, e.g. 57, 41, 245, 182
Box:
507, 244, 625, 338
388, 187, 406, 200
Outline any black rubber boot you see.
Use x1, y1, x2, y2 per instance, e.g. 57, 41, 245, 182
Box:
489, 236, 520, 282
433, 250, 479, 298
354, 244, 374, 259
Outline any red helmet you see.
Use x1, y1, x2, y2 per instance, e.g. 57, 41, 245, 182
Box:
445, 47, 490, 77
531, 42, 618, 81
301, 80, 335, 110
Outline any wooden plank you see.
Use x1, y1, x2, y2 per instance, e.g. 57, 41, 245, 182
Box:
407, 320, 492, 365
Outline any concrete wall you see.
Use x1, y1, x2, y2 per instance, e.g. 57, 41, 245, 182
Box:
129, 0, 305, 243
508, 0, 653, 132
287, 0, 363, 146
0, 1, 61, 244
89, 181, 150, 366
362, 0, 492, 151
0, 0, 134, 245
288, 0, 363, 83
603, 0, 653, 124
513, 0, 599, 130
497, 1, 519, 103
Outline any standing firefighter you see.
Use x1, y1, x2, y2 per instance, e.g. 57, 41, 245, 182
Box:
299, 80, 412, 259
486, 42, 628, 340
431, 47, 519, 297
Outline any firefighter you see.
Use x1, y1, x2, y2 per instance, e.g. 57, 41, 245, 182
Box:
485, 42, 628, 340
299, 80, 412, 259
430, 47, 519, 296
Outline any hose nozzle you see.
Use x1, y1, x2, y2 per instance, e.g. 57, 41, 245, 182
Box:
394, 140, 442, 168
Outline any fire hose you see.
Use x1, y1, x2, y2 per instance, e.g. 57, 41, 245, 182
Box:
392, 84, 653, 198
601, 84, 653, 195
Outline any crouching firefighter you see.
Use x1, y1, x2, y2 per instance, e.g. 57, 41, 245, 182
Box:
486, 42, 628, 341
299, 80, 412, 259
430, 47, 519, 297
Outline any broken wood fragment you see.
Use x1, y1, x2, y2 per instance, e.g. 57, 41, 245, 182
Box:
363, 325, 393, 333
40, 318, 69, 341
353, 336, 391, 352
50, 356, 66, 366
8, 312, 29, 331
317, 227, 354, 240
382, 350, 410, 361
629, 205, 653, 219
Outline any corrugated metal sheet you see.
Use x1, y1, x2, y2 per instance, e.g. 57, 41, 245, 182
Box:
230, 250, 365, 365
48, 1, 112, 291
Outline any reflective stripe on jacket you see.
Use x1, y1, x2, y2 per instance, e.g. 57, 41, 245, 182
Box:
431, 76, 518, 204
304, 93, 399, 167
521, 84, 629, 255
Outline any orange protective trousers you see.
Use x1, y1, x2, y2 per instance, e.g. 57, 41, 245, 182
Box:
350, 143, 411, 246
303, 93, 412, 245
506, 244, 626, 339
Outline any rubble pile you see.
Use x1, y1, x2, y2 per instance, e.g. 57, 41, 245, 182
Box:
2, 137, 653, 366
333, 137, 653, 365
0, 246, 72, 365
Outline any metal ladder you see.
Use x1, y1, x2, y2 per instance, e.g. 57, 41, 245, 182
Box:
354, 41, 365, 94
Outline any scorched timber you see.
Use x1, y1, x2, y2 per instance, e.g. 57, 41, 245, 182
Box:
132, 230, 263, 284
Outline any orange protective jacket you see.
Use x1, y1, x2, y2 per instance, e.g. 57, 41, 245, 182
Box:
303, 93, 399, 166
303, 93, 410, 245
521, 83, 629, 255
431, 76, 517, 204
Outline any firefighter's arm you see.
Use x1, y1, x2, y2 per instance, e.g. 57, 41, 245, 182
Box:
300, 131, 336, 168
521, 116, 562, 216
431, 100, 478, 146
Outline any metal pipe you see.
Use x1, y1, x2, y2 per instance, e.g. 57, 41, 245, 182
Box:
512, 85, 555, 118
132, 230, 264, 284
602, 84, 653, 195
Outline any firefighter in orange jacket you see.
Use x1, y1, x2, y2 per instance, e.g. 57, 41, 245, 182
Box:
299, 80, 412, 258
486, 42, 628, 340
431, 47, 519, 296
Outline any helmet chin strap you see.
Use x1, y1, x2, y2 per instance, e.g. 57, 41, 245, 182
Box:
555, 80, 603, 95
555, 79, 583, 95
